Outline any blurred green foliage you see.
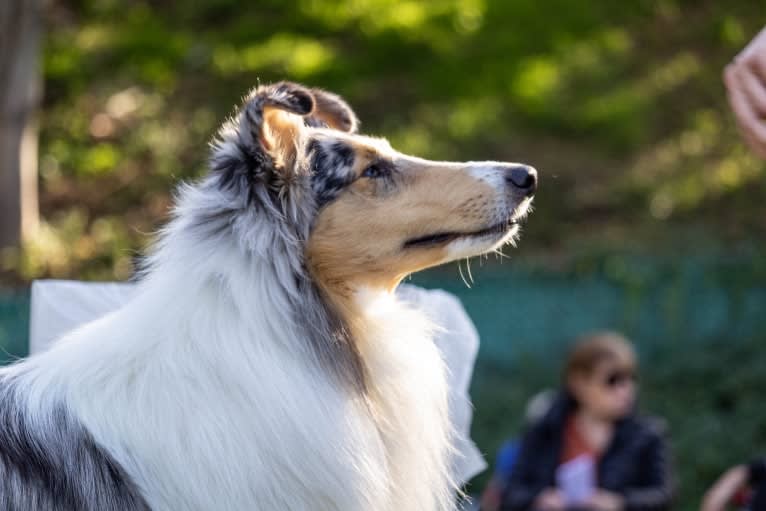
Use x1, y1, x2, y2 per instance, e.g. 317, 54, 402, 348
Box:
1, 0, 765, 281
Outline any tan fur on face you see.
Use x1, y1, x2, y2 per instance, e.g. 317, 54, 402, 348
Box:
306, 139, 503, 296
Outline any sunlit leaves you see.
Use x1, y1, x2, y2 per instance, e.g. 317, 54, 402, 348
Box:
18, 0, 766, 282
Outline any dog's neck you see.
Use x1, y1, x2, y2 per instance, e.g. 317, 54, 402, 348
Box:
309, 271, 417, 375
136, 188, 388, 392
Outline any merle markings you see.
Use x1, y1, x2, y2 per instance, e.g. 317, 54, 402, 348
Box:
0, 376, 150, 511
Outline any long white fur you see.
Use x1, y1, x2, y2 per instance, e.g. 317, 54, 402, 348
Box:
6, 184, 454, 511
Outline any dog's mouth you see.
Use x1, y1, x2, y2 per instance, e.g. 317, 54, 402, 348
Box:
403, 217, 520, 249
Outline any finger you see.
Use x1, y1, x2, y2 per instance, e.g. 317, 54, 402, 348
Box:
728, 85, 766, 146
738, 66, 766, 117
736, 109, 766, 158
723, 64, 740, 93
735, 117, 766, 159
737, 26, 766, 62
745, 50, 766, 89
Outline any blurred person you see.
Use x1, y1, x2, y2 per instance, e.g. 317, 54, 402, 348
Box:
724, 26, 766, 159
481, 390, 556, 511
501, 332, 674, 511
702, 458, 766, 511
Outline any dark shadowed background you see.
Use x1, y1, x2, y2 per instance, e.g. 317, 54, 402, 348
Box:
1, 1, 765, 508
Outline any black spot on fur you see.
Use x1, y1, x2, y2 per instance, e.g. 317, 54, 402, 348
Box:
331, 142, 355, 169
308, 140, 357, 209
188, 204, 240, 240
0, 378, 150, 510
271, 82, 314, 116
304, 117, 329, 129
209, 139, 280, 213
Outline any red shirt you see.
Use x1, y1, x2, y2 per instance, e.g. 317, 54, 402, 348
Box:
561, 415, 599, 464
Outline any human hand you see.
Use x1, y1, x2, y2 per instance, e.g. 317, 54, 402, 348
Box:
585, 489, 625, 511
724, 26, 766, 158
533, 487, 567, 511
701, 465, 749, 511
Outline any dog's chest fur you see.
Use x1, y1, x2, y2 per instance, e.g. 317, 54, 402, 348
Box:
29, 283, 453, 511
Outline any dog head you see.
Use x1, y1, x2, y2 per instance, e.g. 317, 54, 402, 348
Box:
208, 82, 536, 294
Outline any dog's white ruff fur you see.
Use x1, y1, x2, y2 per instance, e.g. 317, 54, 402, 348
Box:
28, 283, 488, 486
10, 206, 454, 510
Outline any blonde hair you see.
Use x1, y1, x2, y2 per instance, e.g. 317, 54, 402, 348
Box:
564, 331, 637, 381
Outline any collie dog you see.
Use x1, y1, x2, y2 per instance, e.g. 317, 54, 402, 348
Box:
0, 82, 536, 510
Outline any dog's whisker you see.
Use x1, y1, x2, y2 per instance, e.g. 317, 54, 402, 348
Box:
465, 257, 474, 285
457, 260, 472, 288
493, 247, 510, 261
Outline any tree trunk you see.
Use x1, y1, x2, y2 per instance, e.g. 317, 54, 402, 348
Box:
0, 0, 42, 249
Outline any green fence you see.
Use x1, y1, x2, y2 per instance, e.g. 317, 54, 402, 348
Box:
1, 257, 765, 509
5, 257, 765, 363
0, 291, 30, 365
411, 256, 766, 361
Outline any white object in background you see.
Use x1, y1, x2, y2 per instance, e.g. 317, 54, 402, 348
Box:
29, 280, 137, 354
29, 280, 488, 486
398, 284, 489, 486
556, 454, 596, 506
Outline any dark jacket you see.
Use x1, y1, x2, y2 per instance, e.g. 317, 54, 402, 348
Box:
501, 393, 674, 511
749, 457, 766, 510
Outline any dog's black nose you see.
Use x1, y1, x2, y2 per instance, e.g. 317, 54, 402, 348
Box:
506, 165, 537, 196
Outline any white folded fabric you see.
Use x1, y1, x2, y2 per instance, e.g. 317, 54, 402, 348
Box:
29, 280, 137, 354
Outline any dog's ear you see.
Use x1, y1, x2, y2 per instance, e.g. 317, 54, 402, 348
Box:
239, 81, 315, 169
308, 88, 359, 133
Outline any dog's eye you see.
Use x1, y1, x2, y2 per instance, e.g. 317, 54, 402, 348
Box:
362, 163, 389, 179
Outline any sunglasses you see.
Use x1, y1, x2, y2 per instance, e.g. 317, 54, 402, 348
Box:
601, 369, 637, 388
